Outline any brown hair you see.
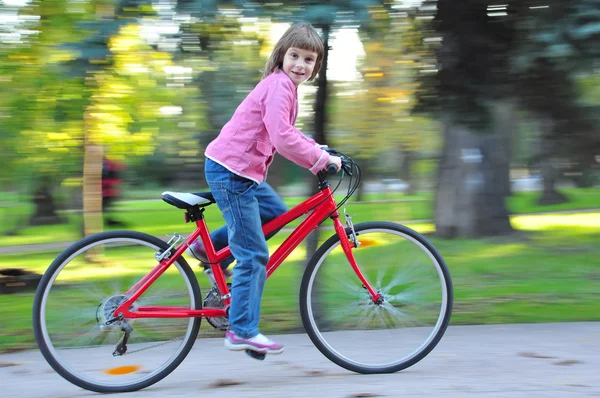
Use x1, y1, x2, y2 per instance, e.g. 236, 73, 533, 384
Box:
263, 22, 324, 82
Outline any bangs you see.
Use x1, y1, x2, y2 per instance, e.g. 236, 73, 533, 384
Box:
286, 30, 324, 56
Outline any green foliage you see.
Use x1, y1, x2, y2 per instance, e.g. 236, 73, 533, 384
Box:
0, 0, 90, 188
183, 15, 267, 140
328, 8, 440, 175
0, 0, 205, 193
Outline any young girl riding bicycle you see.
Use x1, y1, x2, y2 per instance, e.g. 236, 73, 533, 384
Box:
187, 22, 342, 354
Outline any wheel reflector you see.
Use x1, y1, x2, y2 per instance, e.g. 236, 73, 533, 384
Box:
358, 238, 378, 247
105, 365, 142, 375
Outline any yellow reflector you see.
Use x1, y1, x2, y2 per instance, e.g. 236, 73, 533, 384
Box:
105, 365, 142, 375
358, 239, 379, 248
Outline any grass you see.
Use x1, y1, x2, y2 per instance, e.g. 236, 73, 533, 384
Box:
1, 187, 599, 248
0, 212, 598, 352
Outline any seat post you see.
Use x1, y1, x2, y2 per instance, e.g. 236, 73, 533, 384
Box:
184, 206, 205, 223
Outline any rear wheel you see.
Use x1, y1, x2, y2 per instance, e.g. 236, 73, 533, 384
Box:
300, 222, 453, 373
32, 230, 201, 393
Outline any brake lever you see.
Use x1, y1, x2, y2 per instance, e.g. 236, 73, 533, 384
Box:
342, 161, 353, 176
323, 147, 341, 156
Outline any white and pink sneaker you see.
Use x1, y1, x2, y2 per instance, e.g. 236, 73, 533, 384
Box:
224, 331, 284, 354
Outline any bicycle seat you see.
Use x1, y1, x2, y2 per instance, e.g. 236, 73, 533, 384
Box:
161, 191, 215, 210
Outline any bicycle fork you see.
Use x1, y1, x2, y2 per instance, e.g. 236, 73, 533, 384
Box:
331, 216, 382, 304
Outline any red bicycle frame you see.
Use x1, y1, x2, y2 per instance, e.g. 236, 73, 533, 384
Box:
114, 185, 381, 320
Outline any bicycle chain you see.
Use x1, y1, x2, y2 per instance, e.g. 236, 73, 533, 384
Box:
123, 335, 184, 355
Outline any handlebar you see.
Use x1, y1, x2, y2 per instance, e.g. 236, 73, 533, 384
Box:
315, 148, 361, 208
320, 147, 352, 177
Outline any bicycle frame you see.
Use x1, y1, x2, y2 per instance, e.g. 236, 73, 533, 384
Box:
114, 185, 381, 320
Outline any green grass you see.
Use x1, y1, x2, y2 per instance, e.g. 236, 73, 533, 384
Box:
1, 212, 599, 352
508, 187, 600, 213
2, 187, 599, 248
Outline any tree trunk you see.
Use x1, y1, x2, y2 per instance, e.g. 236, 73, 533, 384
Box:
305, 23, 330, 260
305, 24, 331, 327
401, 148, 416, 196
354, 157, 369, 202
82, 110, 104, 238
30, 180, 62, 226
434, 117, 513, 239
492, 101, 515, 197
536, 115, 568, 205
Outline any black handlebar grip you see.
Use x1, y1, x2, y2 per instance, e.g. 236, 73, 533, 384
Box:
327, 163, 338, 175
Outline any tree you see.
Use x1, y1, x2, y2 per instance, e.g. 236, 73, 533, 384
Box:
13, 0, 192, 234
1, 0, 91, 225
174, 2, 269, 184
413, 0, 516, 238
329, 8, 440, 198
511, 0, 600, 202
413, 0, 600, 236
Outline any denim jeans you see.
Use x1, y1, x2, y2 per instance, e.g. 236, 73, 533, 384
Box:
204, 158, 287, 338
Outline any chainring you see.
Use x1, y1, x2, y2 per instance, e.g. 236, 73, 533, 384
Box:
204, 285, 230, 331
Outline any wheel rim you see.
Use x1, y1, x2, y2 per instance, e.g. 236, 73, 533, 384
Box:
38, 237, 197, 389
305, 228, 450, 370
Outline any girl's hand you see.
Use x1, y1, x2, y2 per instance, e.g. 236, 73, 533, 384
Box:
327, 155, 342, 172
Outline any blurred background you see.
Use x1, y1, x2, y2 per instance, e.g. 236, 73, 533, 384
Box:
0, 0, 599, 352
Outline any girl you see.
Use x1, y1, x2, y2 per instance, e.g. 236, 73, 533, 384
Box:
196, 22, 341, 355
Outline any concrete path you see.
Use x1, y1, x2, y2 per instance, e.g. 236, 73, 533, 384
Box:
1, 322, 599, 397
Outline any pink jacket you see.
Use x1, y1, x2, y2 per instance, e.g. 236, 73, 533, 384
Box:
205, 69, 330, 183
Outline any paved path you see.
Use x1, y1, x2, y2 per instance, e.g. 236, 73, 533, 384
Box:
1, 322, 599, 397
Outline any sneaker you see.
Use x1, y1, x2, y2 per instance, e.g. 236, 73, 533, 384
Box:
186, 240, 208, 263
187, 241, 233, 279
224, 331, 284, 354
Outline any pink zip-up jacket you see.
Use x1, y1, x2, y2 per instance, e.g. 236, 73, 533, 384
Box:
205, 69, 330, 183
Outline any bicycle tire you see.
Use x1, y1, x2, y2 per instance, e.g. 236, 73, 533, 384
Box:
300, 221, 453, 374
32, 230, 202, 393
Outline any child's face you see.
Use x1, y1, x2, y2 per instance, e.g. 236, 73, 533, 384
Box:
282, 47, 318, 87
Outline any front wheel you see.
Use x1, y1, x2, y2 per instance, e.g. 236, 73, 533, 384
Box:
32, 230, 202, 393
300, 222, 453, 374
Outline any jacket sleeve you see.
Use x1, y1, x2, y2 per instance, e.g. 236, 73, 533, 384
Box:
261, 79, 329, 174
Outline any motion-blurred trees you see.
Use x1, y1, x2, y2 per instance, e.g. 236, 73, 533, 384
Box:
58, 0, 186, 236
174, 3, 268, 182
414, 0, 600, 238
0, 0, 87, 224
512, 0, 600, 202
2, 0, 599, 242
329, 6, 440, 198
0, 0, 197, 234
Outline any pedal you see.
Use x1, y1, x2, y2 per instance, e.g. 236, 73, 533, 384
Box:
245, 349, 266, 361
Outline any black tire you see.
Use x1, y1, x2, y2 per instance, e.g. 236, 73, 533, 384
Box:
300, 221, 453, 374
32, 230, 202, 393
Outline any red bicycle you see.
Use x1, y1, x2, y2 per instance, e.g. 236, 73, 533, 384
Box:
32, 150, 453, 393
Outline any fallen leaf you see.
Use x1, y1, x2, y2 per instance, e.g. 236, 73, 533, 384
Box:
553, 359, 583, 366
209, 379, 245, 388
304, 370, 327, 376
0, 362, 21, 368
518, 351, 555, 359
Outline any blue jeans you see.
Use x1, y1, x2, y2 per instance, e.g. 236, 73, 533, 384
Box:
204, 158, 287, 338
